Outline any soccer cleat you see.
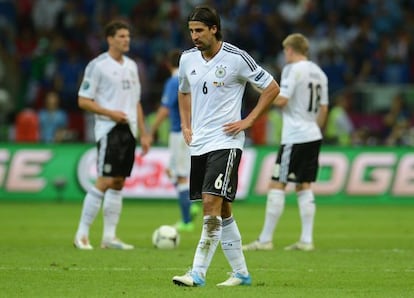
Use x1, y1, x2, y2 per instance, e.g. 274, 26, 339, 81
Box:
172, 271, 205, 287
284, 241, 314, 251
175, 221, 195, 232
101, 238, 134, 250
73, 237, 93, 250
242, 240, 273, 251
216, 272, 252, 287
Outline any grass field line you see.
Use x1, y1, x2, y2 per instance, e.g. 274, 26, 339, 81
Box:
315, 234, 414, 238
334, 248, 410, 253
1, 266, 413, 273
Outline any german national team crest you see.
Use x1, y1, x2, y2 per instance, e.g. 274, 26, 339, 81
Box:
215, 65, 226, 78
81, 80, 90, 90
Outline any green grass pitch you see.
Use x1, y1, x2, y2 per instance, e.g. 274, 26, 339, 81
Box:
0, 201, 413, 297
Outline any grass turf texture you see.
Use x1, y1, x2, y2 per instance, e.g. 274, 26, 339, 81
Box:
0, 201, 413, 297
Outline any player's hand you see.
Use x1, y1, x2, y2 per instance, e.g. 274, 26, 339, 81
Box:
182, 127, 192, 145
109, 111, 128, 123
223, 119, 252, 135
140, 133, 152, 156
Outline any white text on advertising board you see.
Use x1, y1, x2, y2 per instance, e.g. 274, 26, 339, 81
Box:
255, 152, 414, 197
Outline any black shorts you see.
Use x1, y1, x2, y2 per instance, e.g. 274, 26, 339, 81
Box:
272, 140, 322, 183
97, 124, 136, 177
190, 149, 242, 202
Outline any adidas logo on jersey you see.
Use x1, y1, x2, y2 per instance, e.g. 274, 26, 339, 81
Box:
190, 69, 197, 75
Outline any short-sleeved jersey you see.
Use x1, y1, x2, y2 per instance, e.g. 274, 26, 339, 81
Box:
279, 60, 328, 144
179, 42, 274, 156
161, 70, 181, 132
78, 52, 141, 141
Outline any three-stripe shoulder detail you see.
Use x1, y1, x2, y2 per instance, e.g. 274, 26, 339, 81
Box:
182, 47, 198, 55
223, 44, 257, 71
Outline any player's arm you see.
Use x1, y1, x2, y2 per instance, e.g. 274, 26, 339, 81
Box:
317, 75, 329, 130
150, 105, 169, 136
137, 102, 151, 155
273, 94, 288, 108
317, 104, 329, 129
151, 78, 175, 137
251, 83, 287, 108
78, 96, 128, 123
223, 80, 280, 134
178, 91, 192, 145
244, 80, 280, 126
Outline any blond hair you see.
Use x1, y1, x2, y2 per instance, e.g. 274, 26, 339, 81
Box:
282, 33, 309, 57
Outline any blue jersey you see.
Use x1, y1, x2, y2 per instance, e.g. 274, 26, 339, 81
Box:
161, 73, 181, 132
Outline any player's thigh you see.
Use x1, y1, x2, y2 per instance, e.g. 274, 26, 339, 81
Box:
189, 153, 207, 200
295, 140, 321, 182
169, 132, 190, 177
203, 148, 242, 202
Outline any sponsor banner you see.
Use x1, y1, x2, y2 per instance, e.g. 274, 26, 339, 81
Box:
0, 144, 87, 201
0, 144, 255, 201
252, 146, 414, 203
1, 144, 413, 203
77, 147, 255, 199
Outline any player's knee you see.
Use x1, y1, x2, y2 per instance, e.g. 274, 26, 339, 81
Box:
110, 177, 125, 190
221, 201, 232, 218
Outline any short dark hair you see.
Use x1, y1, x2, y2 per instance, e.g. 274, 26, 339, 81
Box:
188, 5, 222, 40
104, 20, 130, 37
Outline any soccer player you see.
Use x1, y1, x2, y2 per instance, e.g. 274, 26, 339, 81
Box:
172, 5, 280, 287
73, 20, 151, 250
150, 49, 199, 232
243, 33, 329, 252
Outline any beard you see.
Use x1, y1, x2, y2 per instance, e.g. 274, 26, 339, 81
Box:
195, 42, 210, 52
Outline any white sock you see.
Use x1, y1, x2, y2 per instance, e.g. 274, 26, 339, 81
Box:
192, 215, 222, 278
102, 189, 122, 242
221, 217, 248, 276
75, 187, 103, 239
258, 189, 285, 243
297, 189, 315, 244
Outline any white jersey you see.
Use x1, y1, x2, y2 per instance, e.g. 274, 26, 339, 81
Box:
279, 60, 328, 144
78, 52, 141, 141
179, 42, 274, 155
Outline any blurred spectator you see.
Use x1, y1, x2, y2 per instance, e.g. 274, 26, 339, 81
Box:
32, 0, 65, 33
0, 83, 11, 141
1, 0, 414, 145
325, 93, 355, 146
14, 106, 39, 142
278, 0, 309, 25
347, 17, 377, 83
382, 93, 410, 146
15, 22, 38, 79
320, 48, 351, 95
24, 37, 55, 107
38, 90, 70, 143
0, 0, 17, 49
52, 48, 86, 110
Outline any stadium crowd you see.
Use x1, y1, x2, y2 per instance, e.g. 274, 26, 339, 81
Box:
0, 0, 413, 145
